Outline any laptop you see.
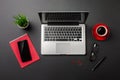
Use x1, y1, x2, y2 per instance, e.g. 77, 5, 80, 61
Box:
38, 11, 89, 55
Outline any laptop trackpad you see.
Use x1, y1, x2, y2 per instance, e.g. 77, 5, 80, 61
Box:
56, 43, 71, 53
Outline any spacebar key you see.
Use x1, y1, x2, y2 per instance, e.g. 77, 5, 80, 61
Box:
56, 39, 68, 41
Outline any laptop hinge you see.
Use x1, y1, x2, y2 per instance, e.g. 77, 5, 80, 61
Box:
48, 22, 79, 25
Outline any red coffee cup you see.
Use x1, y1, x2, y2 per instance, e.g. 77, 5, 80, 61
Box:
92, 23, 110, 41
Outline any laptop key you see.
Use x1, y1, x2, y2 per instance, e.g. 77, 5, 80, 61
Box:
56, 39, 68, 41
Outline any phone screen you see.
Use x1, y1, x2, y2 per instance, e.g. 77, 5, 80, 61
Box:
18, 40, 32, 62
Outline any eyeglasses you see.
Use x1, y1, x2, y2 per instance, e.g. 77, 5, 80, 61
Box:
89, 43, 99, 62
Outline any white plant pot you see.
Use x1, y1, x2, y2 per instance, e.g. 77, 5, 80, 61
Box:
17, 21, 29, 29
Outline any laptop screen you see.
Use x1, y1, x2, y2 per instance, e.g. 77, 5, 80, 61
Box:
45, 12, 81, 22
38, 11, 89, 24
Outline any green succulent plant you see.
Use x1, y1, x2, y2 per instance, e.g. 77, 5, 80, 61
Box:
13, 14, 28, 27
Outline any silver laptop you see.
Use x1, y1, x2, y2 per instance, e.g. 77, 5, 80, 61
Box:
38, 11, 89, 55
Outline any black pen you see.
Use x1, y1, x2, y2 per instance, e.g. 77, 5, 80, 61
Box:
91, 56, 106, 71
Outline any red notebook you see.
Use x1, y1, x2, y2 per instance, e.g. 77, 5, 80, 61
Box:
9, 33, 40, 68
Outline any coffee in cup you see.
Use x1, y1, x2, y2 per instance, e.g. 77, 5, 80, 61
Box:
92, 23, 110, 41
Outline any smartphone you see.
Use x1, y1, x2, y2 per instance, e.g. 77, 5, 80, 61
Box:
18, 40, 32, 62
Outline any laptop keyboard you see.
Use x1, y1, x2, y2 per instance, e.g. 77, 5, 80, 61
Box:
44, 26, 82, 41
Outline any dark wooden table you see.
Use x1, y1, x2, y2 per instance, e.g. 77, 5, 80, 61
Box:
0, 0, 120, 80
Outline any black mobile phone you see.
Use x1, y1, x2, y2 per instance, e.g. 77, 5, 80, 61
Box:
18, 40, 32, 62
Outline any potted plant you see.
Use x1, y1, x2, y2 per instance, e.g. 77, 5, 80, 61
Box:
13, 14, 29, 29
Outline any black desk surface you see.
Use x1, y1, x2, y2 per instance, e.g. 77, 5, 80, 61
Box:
0, 0, 120, 80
